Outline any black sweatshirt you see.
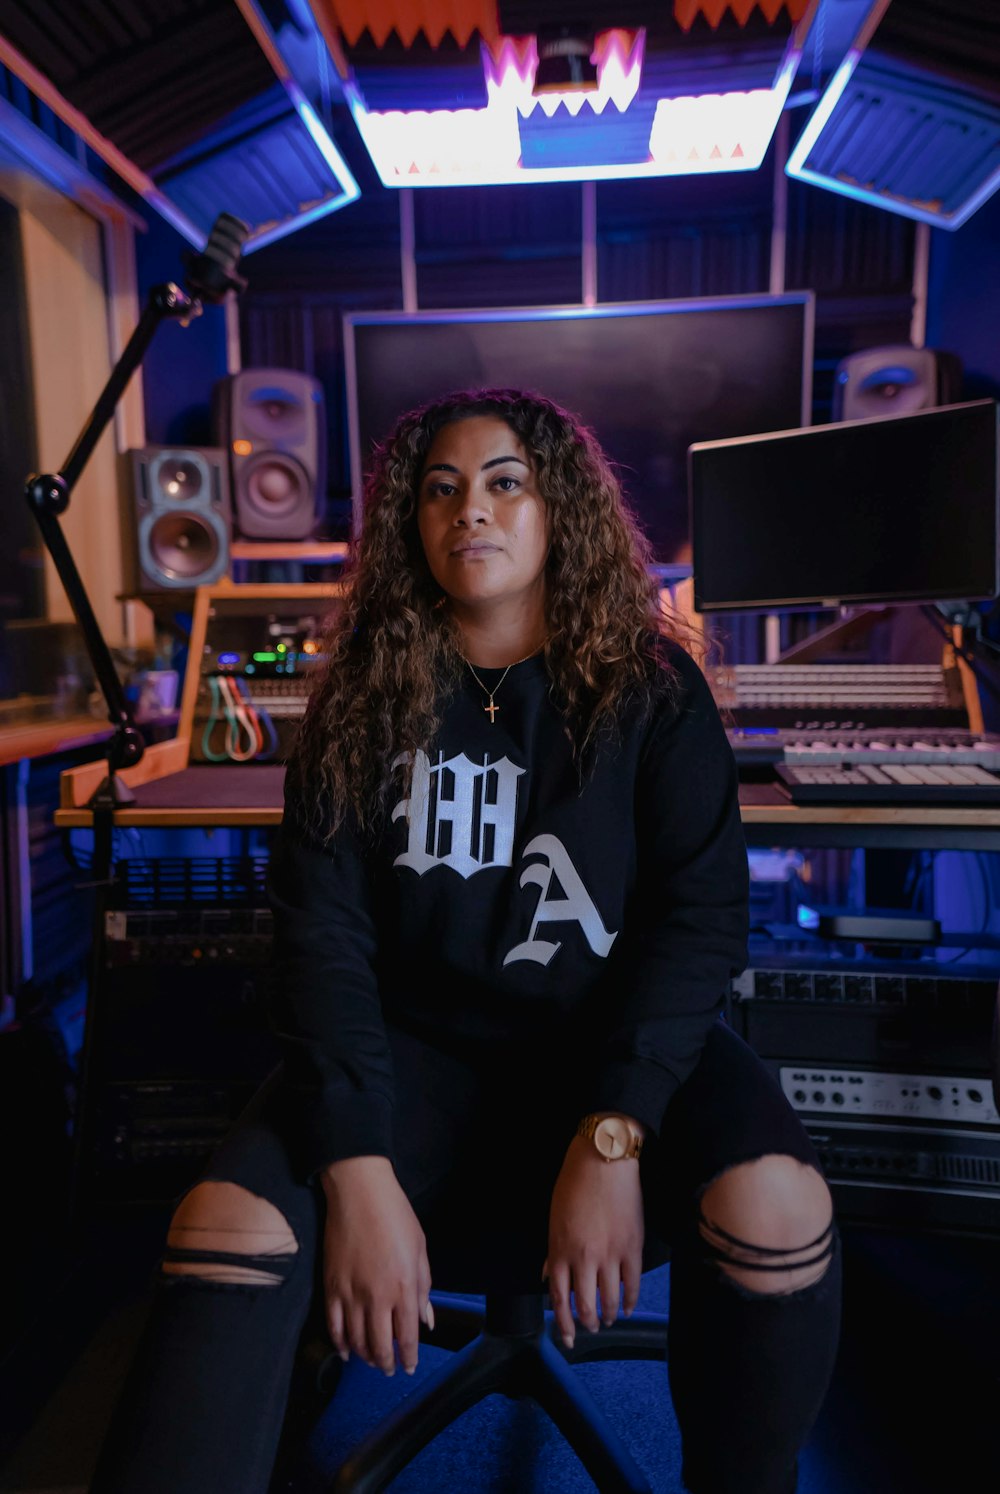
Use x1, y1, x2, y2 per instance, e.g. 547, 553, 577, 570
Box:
266, 641, 750, 1180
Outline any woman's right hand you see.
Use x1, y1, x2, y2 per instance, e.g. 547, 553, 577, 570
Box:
320, 1155, 434, 1377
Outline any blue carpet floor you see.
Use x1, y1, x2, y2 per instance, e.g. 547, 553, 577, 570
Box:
2, 1229, 998, 1493
287, 1237, 1000, 1494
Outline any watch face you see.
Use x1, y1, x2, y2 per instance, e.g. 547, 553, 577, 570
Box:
595, 1117, 631, 1159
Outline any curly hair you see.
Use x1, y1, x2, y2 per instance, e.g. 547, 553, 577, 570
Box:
292, 386, 704, 840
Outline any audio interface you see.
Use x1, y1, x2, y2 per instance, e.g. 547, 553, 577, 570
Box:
777, 1065, 999, 1127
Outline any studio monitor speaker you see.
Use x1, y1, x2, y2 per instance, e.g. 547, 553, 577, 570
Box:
212, 368, 326, 540
832, 345, 963, 422
120, 447, 231, 592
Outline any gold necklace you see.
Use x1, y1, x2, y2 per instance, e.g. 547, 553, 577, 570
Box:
464, 647, 543, 724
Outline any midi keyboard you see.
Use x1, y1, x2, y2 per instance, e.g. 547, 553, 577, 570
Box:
775, 760, 1000, 805
727, 726, 1000, 770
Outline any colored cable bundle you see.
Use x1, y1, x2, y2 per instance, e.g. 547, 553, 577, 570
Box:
201, 675, 280, 762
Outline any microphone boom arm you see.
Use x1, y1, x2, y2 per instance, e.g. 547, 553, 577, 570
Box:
26, 281, 198, 811
24, 213, 250, 849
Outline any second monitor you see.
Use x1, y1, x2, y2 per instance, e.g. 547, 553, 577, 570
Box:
689, 399, 1000, 613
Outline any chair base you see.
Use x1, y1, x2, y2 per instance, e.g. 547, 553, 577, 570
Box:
326, 1292, 668, 1494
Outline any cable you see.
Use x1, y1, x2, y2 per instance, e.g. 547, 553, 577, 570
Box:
201, 676, 231, 761
921, 605, 1000, 710
220, 674, 260, 761
937, 851, 994, 964
237, 676, 279, 760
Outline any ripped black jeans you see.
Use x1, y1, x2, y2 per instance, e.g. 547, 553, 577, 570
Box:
89, 1019, 841, 1494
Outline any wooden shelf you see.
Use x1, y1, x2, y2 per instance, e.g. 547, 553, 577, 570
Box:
230, 541, 348, 562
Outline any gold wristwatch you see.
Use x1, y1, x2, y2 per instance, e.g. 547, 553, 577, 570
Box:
576, 1112, 644, 1162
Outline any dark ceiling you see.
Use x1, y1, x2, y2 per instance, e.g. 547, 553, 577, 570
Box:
1, 1, 279, 174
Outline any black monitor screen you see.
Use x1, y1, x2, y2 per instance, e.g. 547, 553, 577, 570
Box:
345, 296, 812, 567
689, 399, 1000, 612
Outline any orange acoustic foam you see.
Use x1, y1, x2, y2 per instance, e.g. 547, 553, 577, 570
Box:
316, 1, 812, 51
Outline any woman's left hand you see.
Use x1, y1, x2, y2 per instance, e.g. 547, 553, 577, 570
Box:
543, 1135, 645, 1350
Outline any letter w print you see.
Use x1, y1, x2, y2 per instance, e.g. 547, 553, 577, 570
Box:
392, 750, 524, 878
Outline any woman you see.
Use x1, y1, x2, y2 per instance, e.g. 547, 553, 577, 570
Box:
91, 387, 840, 1494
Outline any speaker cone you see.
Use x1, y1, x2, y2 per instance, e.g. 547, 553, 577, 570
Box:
148, 512, 221, 580
154, 458, 206, 501
244, 453, 310, 519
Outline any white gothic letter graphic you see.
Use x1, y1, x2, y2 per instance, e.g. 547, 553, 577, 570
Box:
392, 750, 524, 878
503, 833, 618, 967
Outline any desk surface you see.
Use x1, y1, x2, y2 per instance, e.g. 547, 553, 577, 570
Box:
0, 709, 180, 769
52, 759, 1000, 849
0, 714, 115, 768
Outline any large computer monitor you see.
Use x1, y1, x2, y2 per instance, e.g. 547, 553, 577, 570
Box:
689, 399, 1000, 613
345, 295, 813, 568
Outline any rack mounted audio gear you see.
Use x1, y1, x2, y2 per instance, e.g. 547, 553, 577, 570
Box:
729, 956, 1000, 1234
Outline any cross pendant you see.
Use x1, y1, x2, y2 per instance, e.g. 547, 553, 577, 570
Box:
484, 697, 499, 724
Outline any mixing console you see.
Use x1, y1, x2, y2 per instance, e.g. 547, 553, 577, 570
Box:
710, 662, 966, 729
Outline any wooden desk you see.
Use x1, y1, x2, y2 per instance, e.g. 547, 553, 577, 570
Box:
55, 755, 286, 828
0, 715, 117, 769
54, 752, 1000, 849
0, 712, 181, 769
737, 782, 1000, 851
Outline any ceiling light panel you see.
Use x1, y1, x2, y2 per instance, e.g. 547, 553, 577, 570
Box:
320, 3, 817, 186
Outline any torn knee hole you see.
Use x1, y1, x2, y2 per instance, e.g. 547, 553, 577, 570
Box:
698, 1213, 835, 1295
162, 1181, 299, 1287
162, 1254, 294, 1290
697, 1157, 835, 1295
713, 1253, 833, 1296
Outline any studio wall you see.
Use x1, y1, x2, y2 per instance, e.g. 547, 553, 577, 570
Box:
134, 209, 230, 449
230, 122, 919, 550
926, 186, 1000, 404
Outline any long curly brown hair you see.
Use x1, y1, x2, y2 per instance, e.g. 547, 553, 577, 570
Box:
292, 386, 704, 840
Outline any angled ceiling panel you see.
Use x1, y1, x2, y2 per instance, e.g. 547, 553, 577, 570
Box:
0, 0, 359, 249
160, 97, 351, 248
787, 0, 1000, 228
806, 60, 1000, 216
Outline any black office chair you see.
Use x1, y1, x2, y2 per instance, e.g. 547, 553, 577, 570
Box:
290, 1233, 673, 1494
